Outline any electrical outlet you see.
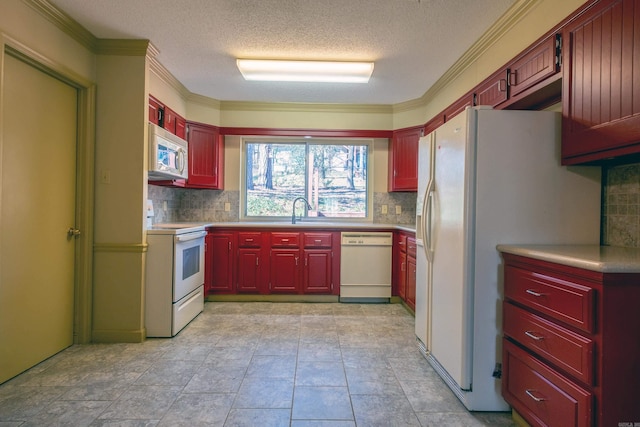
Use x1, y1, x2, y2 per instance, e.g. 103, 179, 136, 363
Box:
396, 205, 402, 215
224, 202, 231, 212
381, 205, 388, 214
162, 201, 167, 212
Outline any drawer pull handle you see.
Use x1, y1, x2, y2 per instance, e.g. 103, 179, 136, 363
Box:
525, 389, 546, 402
315, 239, 322, 243
246, 238, 254, 242
525, 331, 544, 341
526, 289, 545, 297
282, 239, 289, 242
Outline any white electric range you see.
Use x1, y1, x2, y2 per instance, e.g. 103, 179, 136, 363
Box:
145, 223, 209, 337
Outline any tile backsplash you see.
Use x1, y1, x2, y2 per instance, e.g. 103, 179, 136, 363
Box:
602, 162, 640, 248
150, 162, 640, 248
148, 185, 417, 226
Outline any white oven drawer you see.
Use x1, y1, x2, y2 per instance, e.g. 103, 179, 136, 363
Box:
172, 285, 204, 336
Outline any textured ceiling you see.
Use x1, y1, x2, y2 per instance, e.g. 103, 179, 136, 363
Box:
50, 0, 516, 105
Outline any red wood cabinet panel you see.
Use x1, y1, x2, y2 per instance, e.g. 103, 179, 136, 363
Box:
424, 114, 445, 137
406, 255, 416, 311
503, 339, 593, 427
208, 231, 236, 293
270, 249, 300, 292
303, 249, 332, 293
237, 248, 262, 293
163, 106, 177, 134
175, 115, 186, 139
148, 95, 162, 125
503, 302, 594, 384
475, 68, 509, 107
444, 92, 474, 121
510, 34, 560, 98
186, 122, 224, 189
501, 252, 640, 427
388, 126, 422, 192
562, 0, 640, 164
504, 265, 595, 333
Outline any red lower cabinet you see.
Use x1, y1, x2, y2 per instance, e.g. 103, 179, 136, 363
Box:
500, 251, 640, 427
502, 340, 592, 427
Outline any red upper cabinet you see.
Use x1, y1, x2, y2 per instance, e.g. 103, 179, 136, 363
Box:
509, 34, 560, 98
186, 121, 224, 189
148, 95, 162, 125
562, 0, 640, 164
388, 126, 422, 192
475, 68, 509, 107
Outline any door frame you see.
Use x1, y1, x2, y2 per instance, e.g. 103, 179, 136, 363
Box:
0, 34, 95, 344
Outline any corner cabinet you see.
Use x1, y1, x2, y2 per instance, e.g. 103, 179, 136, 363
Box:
388, 126, 422, 192
562, 0, 640, 164
499, 249, 640, 427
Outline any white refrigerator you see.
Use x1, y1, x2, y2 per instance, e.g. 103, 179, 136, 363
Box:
414, 106, 601, 411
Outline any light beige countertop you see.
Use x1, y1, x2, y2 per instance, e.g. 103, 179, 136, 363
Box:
497, 244, 640, 273
202, 221, 416, 233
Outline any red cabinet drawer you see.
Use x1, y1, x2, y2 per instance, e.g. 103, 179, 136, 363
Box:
238, 232, 262, 248
504, 265, 595, 333
271, 232, 300, 247
406, 237, 417, 258
303, 232, 332, 248
503, 302, 594, 385
503, 339, 593, 427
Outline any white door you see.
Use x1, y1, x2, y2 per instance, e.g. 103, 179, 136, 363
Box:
0, 53, 78, 383
429, 110, 473, 390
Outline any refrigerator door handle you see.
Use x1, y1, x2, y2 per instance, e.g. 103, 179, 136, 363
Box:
424, 181, 434, 263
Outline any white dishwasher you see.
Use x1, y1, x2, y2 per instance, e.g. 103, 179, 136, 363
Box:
340, 232, 393, 302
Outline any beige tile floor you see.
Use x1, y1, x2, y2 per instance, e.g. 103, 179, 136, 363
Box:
0, 302, 515, 426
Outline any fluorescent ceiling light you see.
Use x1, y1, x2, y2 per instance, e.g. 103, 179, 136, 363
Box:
236, 59, 374, 83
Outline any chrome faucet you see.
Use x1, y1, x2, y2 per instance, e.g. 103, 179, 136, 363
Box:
292, 197, 312, 224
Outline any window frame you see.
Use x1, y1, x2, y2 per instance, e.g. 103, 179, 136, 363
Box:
239, 136, 374, 222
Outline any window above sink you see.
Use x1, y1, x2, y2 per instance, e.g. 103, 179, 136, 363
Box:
239, 137, 373, 222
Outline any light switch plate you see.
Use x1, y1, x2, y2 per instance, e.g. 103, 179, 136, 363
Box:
381, 205, 388, 214
224, 202, 231, 212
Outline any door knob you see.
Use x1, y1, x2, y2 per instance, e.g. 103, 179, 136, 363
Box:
67, 228, 81, 238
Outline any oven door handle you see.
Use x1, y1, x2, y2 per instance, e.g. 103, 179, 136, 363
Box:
174, 230, 207, 242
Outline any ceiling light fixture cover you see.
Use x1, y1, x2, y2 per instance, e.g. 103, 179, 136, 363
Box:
236, 59, 374, 83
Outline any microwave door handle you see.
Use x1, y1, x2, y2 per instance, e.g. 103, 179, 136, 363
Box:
174, 230, 207, 242
177, 148, 186, 174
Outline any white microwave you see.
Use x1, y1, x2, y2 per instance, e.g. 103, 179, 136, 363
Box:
148, 122, 188, 180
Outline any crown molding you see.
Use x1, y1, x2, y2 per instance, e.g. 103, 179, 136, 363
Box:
410, 0, 540, 108
186, 92, 222, 110
95, 39, 151, 56
219, 100, 393, 115
24, 0, 98, 51
148, 55, 192, 99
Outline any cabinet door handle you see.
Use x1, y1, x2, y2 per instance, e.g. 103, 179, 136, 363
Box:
510, 70, 517, 86
525, 331, 544, 341
525, 289, 545, 297
256, 257, 259, 266
228, 242, 231, 251
525, 389, 546, 402
497, 79, 507, 92
295, 257, 299, 266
